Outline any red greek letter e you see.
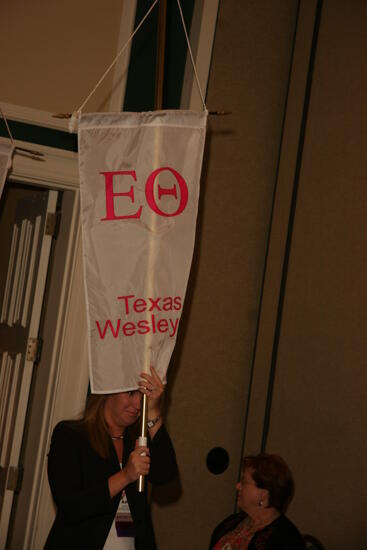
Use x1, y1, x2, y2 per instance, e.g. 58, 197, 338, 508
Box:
100, 171, 142, 221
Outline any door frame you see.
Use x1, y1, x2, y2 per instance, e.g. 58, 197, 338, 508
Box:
0, 185, 58, 548
2, 104, 90, 549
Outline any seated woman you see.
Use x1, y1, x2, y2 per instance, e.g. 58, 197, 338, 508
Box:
45, 366, 178, 550
209, 453, 306, 549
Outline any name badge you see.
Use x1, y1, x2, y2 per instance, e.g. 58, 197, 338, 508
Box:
115, 491, 135, 538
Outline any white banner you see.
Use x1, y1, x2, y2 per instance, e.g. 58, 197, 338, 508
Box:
0, 138, 14, 200
78, 110, 207, 393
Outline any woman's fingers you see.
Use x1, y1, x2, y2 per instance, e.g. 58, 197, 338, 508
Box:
150, 365, 163, 385
137, 367, 164, 419
135, 445, 150, 455
125, 446, 150, 482
139, 366, 163, 386
139, 366, 163, 396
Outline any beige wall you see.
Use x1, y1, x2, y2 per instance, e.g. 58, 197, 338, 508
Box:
0, 0, 125, 112
246, 1, 367, 548
264, 1, 367, 548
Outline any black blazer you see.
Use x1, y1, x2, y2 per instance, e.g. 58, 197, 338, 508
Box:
45, 420, 178, 549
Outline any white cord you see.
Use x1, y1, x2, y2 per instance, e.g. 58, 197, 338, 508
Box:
0, 105, 14, 144
76, 0, 160, 113
73, 0, 207, 116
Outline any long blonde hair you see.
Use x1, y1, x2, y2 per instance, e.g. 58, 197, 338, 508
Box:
78, 393, 139, 459
79, 394, 110, 459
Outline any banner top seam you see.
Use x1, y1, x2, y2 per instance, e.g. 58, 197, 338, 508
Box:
79, 124, 206, 131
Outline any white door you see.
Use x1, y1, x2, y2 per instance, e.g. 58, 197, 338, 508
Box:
0, 183, 58, 548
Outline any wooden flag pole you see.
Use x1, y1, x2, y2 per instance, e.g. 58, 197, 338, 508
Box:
137, 392, 148, 492
154, 0, 167, 111
138, 0, 167, 493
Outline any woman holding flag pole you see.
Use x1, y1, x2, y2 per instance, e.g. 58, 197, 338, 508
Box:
45, 365, 177, 550
44, 0, 207, 546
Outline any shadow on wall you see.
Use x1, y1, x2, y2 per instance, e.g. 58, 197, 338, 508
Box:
151, 474, 183, 505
